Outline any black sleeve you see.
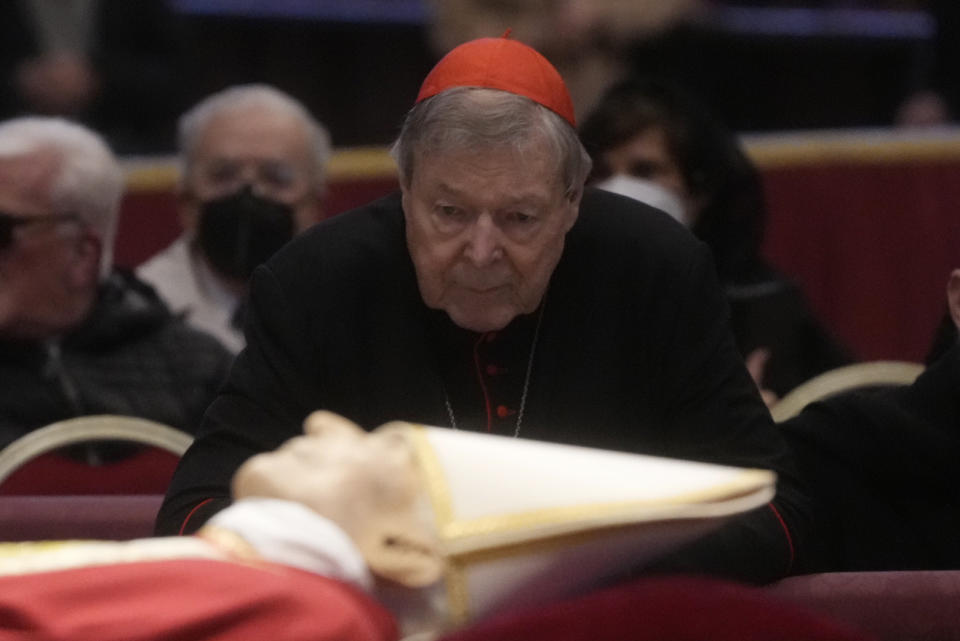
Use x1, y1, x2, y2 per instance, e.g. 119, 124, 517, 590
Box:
778, 360, 960, 574
155, 263, 323, 535
648, 240, 779, 470
640, 241, 815, 583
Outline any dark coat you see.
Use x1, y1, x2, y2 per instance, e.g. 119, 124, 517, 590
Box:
0, 270, 233, 447
782, 342, 960, 572
158, 189, 810, 582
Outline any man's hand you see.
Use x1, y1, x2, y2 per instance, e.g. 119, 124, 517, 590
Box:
745, 348, 779, 408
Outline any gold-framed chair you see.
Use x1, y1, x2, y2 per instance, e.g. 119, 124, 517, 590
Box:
0, 415, 193, 494
770, 361, 924, 423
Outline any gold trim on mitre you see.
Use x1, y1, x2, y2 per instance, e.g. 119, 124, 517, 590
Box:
437, 475, 773, 549
403, 423, 775, 623
407, 424, 465, 620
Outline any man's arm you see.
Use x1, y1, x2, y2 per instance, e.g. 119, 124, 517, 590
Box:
156, 263, 324, 535
643, 239, 814, 582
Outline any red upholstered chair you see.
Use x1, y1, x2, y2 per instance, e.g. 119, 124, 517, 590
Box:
0, 415, 192, 495
0, 416, 192, 541
0, 447, 185, 496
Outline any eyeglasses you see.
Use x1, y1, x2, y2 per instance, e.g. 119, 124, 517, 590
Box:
0, 211, 80, 252
194, 158, 309, 201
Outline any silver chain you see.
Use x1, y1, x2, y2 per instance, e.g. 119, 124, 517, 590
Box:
444, 299, 546, 438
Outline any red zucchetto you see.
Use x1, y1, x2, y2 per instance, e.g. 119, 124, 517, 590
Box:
415, 36, 577, 127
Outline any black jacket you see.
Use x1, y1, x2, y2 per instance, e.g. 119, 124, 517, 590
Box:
158, 190, 810, 582
0, 270, 233, 447
783, 342, 960, 572
726, 275, 851, 398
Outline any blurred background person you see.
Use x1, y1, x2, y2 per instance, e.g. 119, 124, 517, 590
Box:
0, 0, 185, 153
580, 77, 852, 401
425, 0, 705, 122
0, 116, 232, 452
1, 2, 941, 150
895, 0, 958, 128
137, 84, 332, 353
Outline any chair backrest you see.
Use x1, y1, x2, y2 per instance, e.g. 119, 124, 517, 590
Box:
0, 415, 193, 495
770, 360, 924, 422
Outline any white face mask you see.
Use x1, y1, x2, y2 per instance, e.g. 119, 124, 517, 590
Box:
594, 174, 689, 227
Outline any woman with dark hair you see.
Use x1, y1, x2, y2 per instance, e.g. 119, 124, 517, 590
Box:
580, 78, 851, 400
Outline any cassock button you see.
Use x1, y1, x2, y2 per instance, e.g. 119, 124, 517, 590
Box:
485, 332, 497, 343
496, 405, 515, 418
486, 364, 504, 376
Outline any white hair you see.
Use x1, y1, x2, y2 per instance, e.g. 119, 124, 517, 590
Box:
0, 116, 123, 276
177, 84, 332, 190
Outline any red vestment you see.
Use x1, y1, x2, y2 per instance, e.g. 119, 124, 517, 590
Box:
0, 558, 396, 641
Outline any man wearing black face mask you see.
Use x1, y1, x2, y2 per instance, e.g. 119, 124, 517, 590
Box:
195, 185, 296, 283
138, 85, 331, 353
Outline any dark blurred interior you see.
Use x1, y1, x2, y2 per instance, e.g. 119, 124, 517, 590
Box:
1, 0, 952, 153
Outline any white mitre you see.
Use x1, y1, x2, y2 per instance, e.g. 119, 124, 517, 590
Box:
0, 419, 776, 640
382, 422, 775, 629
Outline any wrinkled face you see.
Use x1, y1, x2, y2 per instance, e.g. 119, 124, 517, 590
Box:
181, 105, 322, 232
402, 143, 580, 332
0, 151, 95, 339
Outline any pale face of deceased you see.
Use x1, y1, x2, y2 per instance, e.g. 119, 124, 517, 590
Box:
233, 412, 421, 540
401, 142, 580, 332
233, 411, 443, 589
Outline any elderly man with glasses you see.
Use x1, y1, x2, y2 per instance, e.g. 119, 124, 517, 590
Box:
0, 117, 232, 451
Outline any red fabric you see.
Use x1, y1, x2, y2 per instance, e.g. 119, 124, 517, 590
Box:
472, 333, 494, 432
323, 177, 400, 223
113, 190, 183, 270
415, 37, 576, 127
0, 449, 180, 496
0, 559, 396, 641
761, 161, 960, 362
441, 576, 874, 641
